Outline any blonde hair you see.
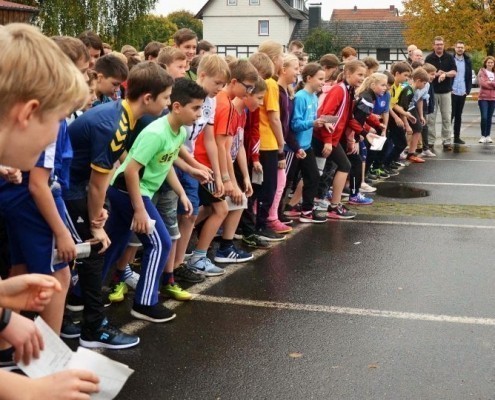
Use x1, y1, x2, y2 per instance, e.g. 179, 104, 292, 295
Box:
197, 54, 230, 81
157, 47, 186, 66
0, 24, 88, 122
356, 72, 388, 96
422, 63, 437, 73
110, 51, 128, 65
281, 53, 299, 68
249, 52, 274, 79
258, 40, 283, 63
411, 67, 429, 82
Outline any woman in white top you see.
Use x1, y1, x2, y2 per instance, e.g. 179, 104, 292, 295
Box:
477, 56, 495, 143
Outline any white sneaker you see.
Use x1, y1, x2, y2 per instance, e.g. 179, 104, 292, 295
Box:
487, 136, 493, 143
124, 271, 140, 290
420, 149, 436, 158
479, 137, 486, 143
360, 182, 377, 193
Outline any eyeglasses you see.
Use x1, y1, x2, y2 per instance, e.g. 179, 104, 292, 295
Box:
238, 81, 255, 94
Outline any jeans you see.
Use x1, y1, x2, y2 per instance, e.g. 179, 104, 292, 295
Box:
478, 100, 495, 137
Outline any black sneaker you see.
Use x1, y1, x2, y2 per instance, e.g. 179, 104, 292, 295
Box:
60, 315, 81, 339
79, 319, 140, 349
299, 210, 327, 223
242, 234, 271, 249
279, 214, 294, 225
364, 177, 373, 185
256, 228, 286, 242
131, 303, 176, 323
454, 138, 465, 145
66, 293, 84, 312
366, 172, 378, 180
174, 264, 205, 283
383, 167, 399, 176
388, 163, 399, 170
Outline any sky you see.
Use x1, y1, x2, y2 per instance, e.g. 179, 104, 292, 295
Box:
153, 0, 404, 18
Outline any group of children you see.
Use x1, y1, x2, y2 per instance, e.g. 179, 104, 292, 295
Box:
0, 27, 441, 359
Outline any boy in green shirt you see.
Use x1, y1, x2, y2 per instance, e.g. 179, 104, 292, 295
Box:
103, 79, 206, 323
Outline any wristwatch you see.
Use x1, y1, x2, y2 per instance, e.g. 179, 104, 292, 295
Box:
0, 308, 12, 333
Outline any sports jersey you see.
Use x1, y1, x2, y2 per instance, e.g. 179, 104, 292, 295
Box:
290, 89, 318, 151
373, 92, 391, 115
258, 78, 280, 151
183, 96, 215, 154
112, 115, 186, 198
390, 82, 405, 108
65, 100, 136, 200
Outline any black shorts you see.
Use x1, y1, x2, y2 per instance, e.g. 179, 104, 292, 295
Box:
409, 108, 422, 133
198, 182, 225, 206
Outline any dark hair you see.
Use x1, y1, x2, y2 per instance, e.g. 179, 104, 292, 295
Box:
383, 70, 395, 85
144, 41, 165, 60
251, 77, 267, 94
94, 54, 128, 80
77, 30, 103, 52
229, 59, 259, 82
296, 62, 323, 91
197, 39, 215, 54
127, 61, 174, 101
362, 56, 379, 70
87, 69, 97, 85
410, 61, 423, 69
173, 28, 198, 46
319, 53, 340, 69
51, 36, 90, 64
170, 78, 207, 107
390, 61, 413, 75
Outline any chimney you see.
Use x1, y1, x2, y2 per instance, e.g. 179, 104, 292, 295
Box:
390, 5, 395, 11
353, 5, 357, 11
308, 3, 322, 31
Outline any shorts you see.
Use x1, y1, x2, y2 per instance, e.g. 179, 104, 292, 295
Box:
153, 188, 180, 240
176, 167, 200, 216
198, 182, 225, 206
409, 108, 423, 133
128, 232, 141, 247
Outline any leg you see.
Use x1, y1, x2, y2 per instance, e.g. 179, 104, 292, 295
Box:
427, 99, 439, 145
255, 150, 278, 231
439, 92, 453, 144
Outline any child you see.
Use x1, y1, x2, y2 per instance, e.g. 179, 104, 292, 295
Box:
173, 28, 198, 81
93, 54, 128, 106
103, 79, 204, 322
144, 41, 165, 61
157, 47, 188, 79
319, 53, 340, 107
78, 30, 103, 69
286, 63, 327, 223
419, 63, 437, 157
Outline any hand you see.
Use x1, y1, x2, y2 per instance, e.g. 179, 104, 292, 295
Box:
199, 164, 214, 180
87, 227, 111, 253
406, 112, 417, 124
313, 118, 325, 128
420, 116, 426, 126
230, 185, 243, 205
296, 149, 306, 159
91, 209, 108, 229
252, 161, 263, 174
0, 313, 43, 365
322, 143, 333, 158
277, 159, 286, 170
365, 132, 381, 145
31, 369, 100, 400
55, 229, 77, 263
213, 177, 225, 198
438, 73, 446, 83
395, 118, 404, 128
0, 274, 62, 311
223, 180, 234, 198
347, 142, 359, 154
5, 168, 22, 184
189, 167, 210, 184
130, 209, 150, 235
243, 177, 253, 197
405, 126, 413, 135
179, 193, 193, 217
379, 123, 387, 131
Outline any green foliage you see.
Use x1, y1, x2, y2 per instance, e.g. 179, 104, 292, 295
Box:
130, 15, 178, 50
471, 50, 486, 74
303, 28, 340, 61
167, 10, 203, 39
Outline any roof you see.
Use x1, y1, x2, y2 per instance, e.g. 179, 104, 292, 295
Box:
0, 0, 38, 11
331, 7, 400, 21
196, 0, 308, 20
291, 19, 406, 49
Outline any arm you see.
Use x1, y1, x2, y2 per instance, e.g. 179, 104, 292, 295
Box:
166, 167, 192, 217
268, 111, 285, 152
176, 146, 211, 183
87, 169, 112, 252
123, 159, 148, 235
235, 145, 253, 198
29, 168, 76, 262
223, 135, 243, 205
417, 99, 425, 125
203, 124, 224, 197
215, 133, 232, 196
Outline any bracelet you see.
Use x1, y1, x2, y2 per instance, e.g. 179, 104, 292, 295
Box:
0, 308, 12, 333
221, 175, 231, 183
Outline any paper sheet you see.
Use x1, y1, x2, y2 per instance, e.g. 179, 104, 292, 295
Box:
370, 136, 387, 151
225, 194, 248, 211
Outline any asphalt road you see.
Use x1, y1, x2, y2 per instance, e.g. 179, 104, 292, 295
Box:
75, 102, 495, 400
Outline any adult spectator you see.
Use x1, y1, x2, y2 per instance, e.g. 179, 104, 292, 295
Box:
407, 44, 417, 64
477, 56, 495, 143
78, 30, 103, 69
411, 49, 424, 65
424, 36, 457, 150
450, 41, 472, 145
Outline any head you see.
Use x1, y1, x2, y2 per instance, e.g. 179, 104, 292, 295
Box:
157, 47, 188, 79
455, 41, 465, 57
121, 45, 138, 58
127, 61, 174, 116
258, 40, 284, 75
483, 56, 495, 71
411, 49, 424, 64
102, 42, 112, 55
197, 54, 230, 97
343, 59, 367, 87
383, 70, 395, 89
244, 78, 267, 112
341, 46, 357, 62
356, 72, 388, 97
298, 62, 325, 93
78, 30, 103, 69
51, 36, 90, 82
320, 53, 340, 81
94, 54, 129, 97
407, 44, 417, 58
422, 63, 437, 82
279, 53, 300, 85
224, 55, 237, 65
83, 70, 98, 111
227, 59, 259, 98
0, 24, 88, 170
433, 36, 445, 55
197, 39, 216, 55
297, 52, 309, 69
173, 28, 198, 63
288, 40, 304, 55
390, 61, 413, 84
248, 52, 275, 80
411, 67, 429, 90
144, 41, 165, 61
169, 78, 207, 125
362, 56, 380, 76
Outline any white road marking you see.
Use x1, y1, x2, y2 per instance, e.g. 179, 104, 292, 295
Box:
349, 220, 495, 229
380, 181, 495, 187
427, 158, 495, 162
193, 294, 495, 327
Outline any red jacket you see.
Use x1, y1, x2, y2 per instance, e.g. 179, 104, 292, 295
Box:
244, 108, 260, 164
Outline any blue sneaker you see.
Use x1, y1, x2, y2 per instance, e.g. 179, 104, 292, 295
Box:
214, 244, 254, 263
187, 256, 225, 276
348, 193, 374, 205
79, 318, 140, 349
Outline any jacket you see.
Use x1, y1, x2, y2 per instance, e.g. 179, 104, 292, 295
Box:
477, 68, 495, 101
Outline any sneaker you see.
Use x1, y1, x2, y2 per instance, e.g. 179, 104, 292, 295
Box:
66, 293, 84, 312
383, 167, 399, 177
233, 228, 243, 240
420, 149, 436, 157
388, 163, 399, 170
283, 203, 301, 218
184, 244, 194, 260
393, 161, 407, 167
327, 203, 356, 219
360, 182, 377, 193
479, 136, 486, 143
348, 193, 374, 205
79, 318, 140, 349
162, 283, 192, 301
487, 136, 493, 143
108, 282, 128, 303
187, 256, 225, 276
299, 210, 327, 223
267, 219, 292, 234
443, 142, 453, 150
214, 244, 254, 263
370, 168, 389, 179
399, 152, 407, 160
364, 177, 373, 185
130, 303, 176, 324
124, 271, 140, 290
314, 197, 330, 211
174, 264, 205, 283
407, 154, 425, 163
60, 315, 81, 339
454, 138, 465, 145
279, 214, 293, 225
256, 228, 286, 242
366, 172, 378, 180
242, 234, 271, 249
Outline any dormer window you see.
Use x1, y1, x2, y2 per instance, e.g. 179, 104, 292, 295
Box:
227, 0, 237, 5
293, 0, 304, 10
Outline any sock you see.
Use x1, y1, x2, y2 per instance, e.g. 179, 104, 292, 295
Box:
330, 203, 338, 208
219, 238, 233, 249
162, 272, 174, 286
190, 249, 207, 264
121, 265, 133, 282
111, 269, 125, 285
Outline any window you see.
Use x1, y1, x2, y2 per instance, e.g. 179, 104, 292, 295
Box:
249, 0, 260, 4
376, 48, 390, 62
293, 0, 304, 10
258, 20, 269, 36
227, 0, 237, 5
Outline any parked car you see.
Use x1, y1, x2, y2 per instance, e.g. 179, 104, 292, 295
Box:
472, 70, 478, 87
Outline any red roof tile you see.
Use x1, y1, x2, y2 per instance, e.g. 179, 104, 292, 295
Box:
331, 7, 400, 21
0, 0, 38, 11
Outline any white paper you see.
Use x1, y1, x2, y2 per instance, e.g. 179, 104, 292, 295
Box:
18, 318, 134, 400
370, 136, 387, 151
252, 168, 263, 185
130, 217, 156, 234
53, 242, 91, 264
225, 194, 248, 211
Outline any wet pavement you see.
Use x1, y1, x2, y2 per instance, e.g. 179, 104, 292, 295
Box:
74, 101, 495, 399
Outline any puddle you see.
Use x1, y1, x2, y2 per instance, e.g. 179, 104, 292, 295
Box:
377, 184, 430, 198
452, 144, 470, 153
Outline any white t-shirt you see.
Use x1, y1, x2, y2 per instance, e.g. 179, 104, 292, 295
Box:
487, 70, 495, 81
183, 96, 216, 154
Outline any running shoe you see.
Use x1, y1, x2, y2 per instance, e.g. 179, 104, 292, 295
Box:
267, 219, 292, 234
174, 263, 206, 283
327, 203, 356, 219
256, 228, 286, 242
187, 256, 225, 276
130, 304, 176, 324
348, 193, 374, 205
242, 234, 271, 249
108, 282, 128, 303
162, 283, 192, 301
407, 154, 425, 163
80, 318, 140, 348
360, 182, 377, 193
214, 244, 254, 263
299, 210, 327, 223
124, 271, 140, 290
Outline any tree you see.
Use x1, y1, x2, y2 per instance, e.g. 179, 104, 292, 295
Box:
130, 15, 178, 50
167, 10, 203, 39
303, 28, 340, 61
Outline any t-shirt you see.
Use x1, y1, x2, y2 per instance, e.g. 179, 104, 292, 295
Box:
424, 52, 457, 94
400, 85, 415, 111
65, 99, 136, 200
290, 89, 318, 151
258, 78, 280, 151
390, 83, 404, 108
373, 92, 390, 115
184, 96, 215, 154
112, 116, 186, 198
